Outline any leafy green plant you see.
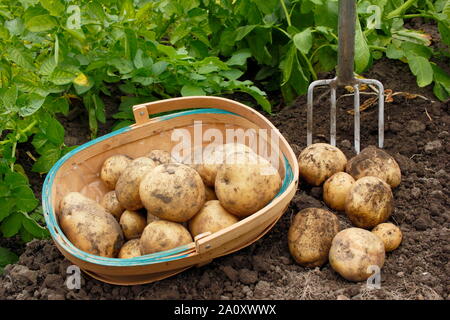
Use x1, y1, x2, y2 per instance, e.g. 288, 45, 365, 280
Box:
0, 246, 18, 274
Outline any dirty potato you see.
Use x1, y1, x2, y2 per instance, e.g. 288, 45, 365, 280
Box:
323, 172, 355, 211
140, 220, 193, 254
288, 208, 340, 267
345, 176, 393, 229
298, 143, 347, 186
146, 211, 160, 225
100, 190, 124, 220
60, 192, 124, 257
372, 223, 403, 252
346, 146, 401, 188
146, 149, 173, 165
100, 154, 132, 189
118, 239, 142, 259
119, 210, 147, 240
188, 200, 239, 237
329, 228, 385, 281
215, 154, 281, 217
115, 157, 156, 210
139, 163, 205, 222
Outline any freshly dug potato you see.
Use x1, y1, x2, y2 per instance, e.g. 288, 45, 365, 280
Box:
185, 143, 253, 186
372, 223, 402, 252
140, 220, 193, 254
115, 157, 156, 210
119, 210, 147, 240
100, 191, 124, 220
345, 176, 393, 229
60, 192, 124, 257
298, 143, 347, 186
323, 172, 355, 211
204, 186, 218, 201
329, 228, 385, 281
215, 155, 281, 217
147, 211, 160, 225
118, 239, 142, 259
139, 163, 205, 222
346, 146, 401, 188
146, 149, 173, 165
100, 154, 132, 189
288, 208, 340, 267
189, 200, 239, 237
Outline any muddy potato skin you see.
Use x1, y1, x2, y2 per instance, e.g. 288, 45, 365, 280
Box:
60, 192, 124, 258
119, 210, 147, 240
100, 155, 132, 189
146, 211, 160, 225
345, 156, 387, 182
115, 157, 156, 210
329, 228, 385, 282
361, 146, 401, 188
189, 200, 239, 237
140, 220, 193, 255
100, 191, 124, 220
215, 159, 281, 217
204, 186, 218, 201
139, 163, 205, 222
323, 172, 355, 211
298, 143, 347, 186
345, 176, 393, 229
146, 149, 173, 165
372, 223, 403, 252
118, 239, 142, 259
288, 208, 340, 267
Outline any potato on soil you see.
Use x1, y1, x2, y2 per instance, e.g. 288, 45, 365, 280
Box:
118, 239, 142, 259
146, 149, 173, 165
323, 172, 355, 211
115, 157, 156, 210
298, 143, 347, 186
204, 186, 218, 201
60, 192, 124, 257
345, 176, 393, 229
100, 154, 132, 189
346, 146, 401, 188
119, 210, 147, 240
140, 220, 193, 255
100, 191, 124, 220
329, 228, 385, 282
189, 200, 239, 237
288, 208, 340, 267
215, 151, 281, 217
372, 223, 402, 252
139, 163, 205, 223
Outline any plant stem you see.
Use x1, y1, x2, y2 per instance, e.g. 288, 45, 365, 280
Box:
401, 13, 435, 19
369, 45, 387, 51
310, 43, 334, 61
279, 0, 292, 27
298, 50, 318, 81
19, 120, 37, 135
386, 0, 417, 19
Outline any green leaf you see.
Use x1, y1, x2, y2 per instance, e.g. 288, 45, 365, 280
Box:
39, 56, 57, 76
21, 212, 49, 238
42, 117, 64, 145
6, 47, 35, 70
386, 43, 404, 59
152, 61, 168, 76
93, 94, 106, 124
49, 68, 77, 85
181, 85, 206, 96
235, 25, 257, 41
12, 186, 38, 212
39, 0, 65, 17
31, 145, 61, 173
407, 55, 433, 87
293, 28, 313, 55
238, 86, 271, 113
354, 19, 371, 73
438, 22, 450, 46
0, 247, 18, 269
18, 93, 46, 117
109, 58, 134, 74
226, 49, 252, 66
0, 199, 15, 223
25, 14, 56, 32
0, 212, 22, 238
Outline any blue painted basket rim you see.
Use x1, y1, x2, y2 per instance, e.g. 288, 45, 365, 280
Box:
43, 108, 295, 267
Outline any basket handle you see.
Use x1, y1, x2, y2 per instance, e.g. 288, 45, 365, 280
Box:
132, 96, 264, 126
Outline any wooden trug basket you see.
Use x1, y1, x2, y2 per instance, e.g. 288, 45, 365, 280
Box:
43, 96, 299, 285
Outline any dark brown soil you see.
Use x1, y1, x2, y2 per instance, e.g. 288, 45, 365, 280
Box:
0, 57, 449, 300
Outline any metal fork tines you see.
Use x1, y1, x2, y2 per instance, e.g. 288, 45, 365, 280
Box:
306, 77, 384, 154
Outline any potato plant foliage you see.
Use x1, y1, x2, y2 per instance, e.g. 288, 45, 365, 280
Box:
0, 0, 449, 267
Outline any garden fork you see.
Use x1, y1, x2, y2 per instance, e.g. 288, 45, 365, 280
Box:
306, 0, 384, 154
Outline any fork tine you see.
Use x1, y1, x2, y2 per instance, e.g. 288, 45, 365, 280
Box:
330, 87, 337, 146
307, 83, 314, 146
354, 84, 360, 154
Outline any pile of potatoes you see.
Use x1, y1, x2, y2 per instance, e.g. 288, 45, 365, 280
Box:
289, 143, 403, 282
59, 143, 282, 259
